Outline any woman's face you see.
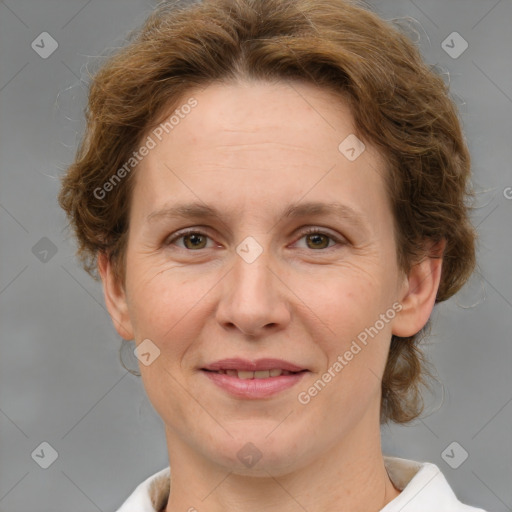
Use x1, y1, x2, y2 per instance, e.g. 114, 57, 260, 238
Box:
100, 80, 439, 475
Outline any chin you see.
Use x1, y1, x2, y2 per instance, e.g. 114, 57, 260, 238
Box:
206, 428, 311, 477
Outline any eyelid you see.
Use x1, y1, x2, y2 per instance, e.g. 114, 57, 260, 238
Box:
165, 225, 347, 250
294, 226, 347, 247
164, 226, 217, 248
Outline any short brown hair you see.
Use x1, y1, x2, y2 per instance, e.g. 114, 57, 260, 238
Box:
58, 0, 477, 424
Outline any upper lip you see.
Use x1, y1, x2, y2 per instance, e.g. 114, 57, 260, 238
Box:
202, 358, 307, 372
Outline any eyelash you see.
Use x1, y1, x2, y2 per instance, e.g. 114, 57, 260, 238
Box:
165, 227, 346, 251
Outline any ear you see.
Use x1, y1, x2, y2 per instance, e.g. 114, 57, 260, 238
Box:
97, 251, 134, 340
392, 239, 446, 338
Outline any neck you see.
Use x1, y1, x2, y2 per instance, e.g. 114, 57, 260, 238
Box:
162, 405, 401, 512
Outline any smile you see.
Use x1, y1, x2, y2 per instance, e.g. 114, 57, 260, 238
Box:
201, 368, 309, 399
204, 368, 302, 379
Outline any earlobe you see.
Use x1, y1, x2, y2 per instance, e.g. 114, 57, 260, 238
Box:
392, 239, 446, 338
97, 251, 134, 340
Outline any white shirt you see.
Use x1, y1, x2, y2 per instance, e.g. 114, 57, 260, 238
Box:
115, 455, 488, 512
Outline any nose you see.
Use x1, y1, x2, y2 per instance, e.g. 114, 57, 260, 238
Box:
215, 246, 291, 338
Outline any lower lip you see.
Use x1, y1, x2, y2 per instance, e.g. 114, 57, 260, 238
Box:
201, 370, 308, 399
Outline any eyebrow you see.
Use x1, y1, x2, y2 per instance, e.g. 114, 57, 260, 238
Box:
146, 201, 369, 233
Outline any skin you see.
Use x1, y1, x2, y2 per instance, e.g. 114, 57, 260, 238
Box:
98, 80, 445, 512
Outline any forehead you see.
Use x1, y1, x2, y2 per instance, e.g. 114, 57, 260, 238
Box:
179, 79, 355, 146
130, 80, 389, 224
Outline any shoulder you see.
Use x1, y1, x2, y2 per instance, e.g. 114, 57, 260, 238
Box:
115, 458, 491, 512
382, 456, 490, 512
115, 466, 170, 512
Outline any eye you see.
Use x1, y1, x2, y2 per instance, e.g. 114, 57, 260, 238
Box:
293, 227, 345, 250
164, 227, 346, 251
165, 229, 215, 250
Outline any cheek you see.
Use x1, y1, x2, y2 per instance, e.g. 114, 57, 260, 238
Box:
310, 265, 387, 335
126, 262, 216, 356
306, 265, 395, 393
299, 277, 392, 425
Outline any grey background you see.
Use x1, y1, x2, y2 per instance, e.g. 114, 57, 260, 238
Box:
0, 0, 511, 511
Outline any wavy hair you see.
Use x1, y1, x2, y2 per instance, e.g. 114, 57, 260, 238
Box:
58, 0, 477, 424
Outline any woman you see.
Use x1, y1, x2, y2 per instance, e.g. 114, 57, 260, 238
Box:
58, 0, 486, 510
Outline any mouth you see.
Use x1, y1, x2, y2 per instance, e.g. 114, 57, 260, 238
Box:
202, 368, 307, 379
200, 358, 310, 399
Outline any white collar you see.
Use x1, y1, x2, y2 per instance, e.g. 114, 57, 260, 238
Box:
115, 456, 487, 512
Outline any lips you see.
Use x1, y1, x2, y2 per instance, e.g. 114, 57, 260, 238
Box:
202, 358, 306, 373
208, 368, 298, 379
201, 358, 309, 397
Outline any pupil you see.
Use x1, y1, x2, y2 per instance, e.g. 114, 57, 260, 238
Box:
183, 234, 328, 250
309, 234, 327, 249
186, 234, 204, 248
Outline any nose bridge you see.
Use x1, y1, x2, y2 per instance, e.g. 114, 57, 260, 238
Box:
216, 237, 290, 335
232, 242, 273, 299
